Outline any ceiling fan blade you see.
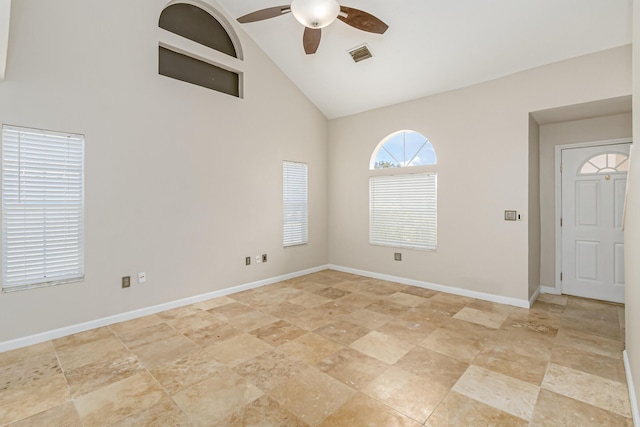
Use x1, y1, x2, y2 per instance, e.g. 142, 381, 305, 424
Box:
338, 6, 388, 34
303, 27, 321, 54
237, 6, 291, 23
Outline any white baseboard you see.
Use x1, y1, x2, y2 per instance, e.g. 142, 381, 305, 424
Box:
540, 285, 561, 295
624, 350, 640, 426
0, 265, 329, 353
529, 286, 540, 308
327, 264, 531, 309
0, 264, 539, 353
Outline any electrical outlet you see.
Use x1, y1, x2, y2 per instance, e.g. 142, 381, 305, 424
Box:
122, 276, 131, 288
394, 252, 402, 261
138, 272, 146, 283
245, 256, 251, 266
262, 254, 267, 263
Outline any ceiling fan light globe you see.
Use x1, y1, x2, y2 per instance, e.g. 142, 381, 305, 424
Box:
290, 0, 340, 28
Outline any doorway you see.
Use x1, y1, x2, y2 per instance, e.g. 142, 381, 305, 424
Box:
558, 141, 630, 303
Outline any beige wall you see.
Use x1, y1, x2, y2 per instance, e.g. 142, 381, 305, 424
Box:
0, 1, 634, 352
625, 0, 640, 416
528, 116, 541, 298
538, 113, 633, 288
328, 46, 631, 302
0, 0, 329, 342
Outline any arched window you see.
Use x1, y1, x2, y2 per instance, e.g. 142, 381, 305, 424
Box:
371, 130, 437, 169
369, 130, 437, 250
158, 2, 243, 97
159, 3, 238, 58
579, 153, 629, 175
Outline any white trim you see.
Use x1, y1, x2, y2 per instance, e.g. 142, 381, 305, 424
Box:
0, 265, 328, 353
529, 286, 540, 307
554, 138, 633, 295
327, 264, 531, 308
0, 0, 10, 81
624, 350, 640, 426
540, 285, 561, 295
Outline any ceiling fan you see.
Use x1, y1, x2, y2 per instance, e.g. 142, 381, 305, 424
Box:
237, 0, 388, 54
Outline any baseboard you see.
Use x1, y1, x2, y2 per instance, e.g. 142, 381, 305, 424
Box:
0, 264, 329, 353
528, 286, 540, 308
624, 350, 640, 426
540, 285, 561, 295
327, 264, 530, 309
0, 264, 542, 353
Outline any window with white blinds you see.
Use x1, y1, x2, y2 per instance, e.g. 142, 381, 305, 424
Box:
2, 125, 84, 292
283, 161, 308, 247
370, 173, 437, 250
369, 130, 438, 250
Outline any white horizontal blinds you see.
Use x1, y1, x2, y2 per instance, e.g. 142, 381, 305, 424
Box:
2, 125, 84, 291
370, 173, 437, 250
283, 161, 308, 247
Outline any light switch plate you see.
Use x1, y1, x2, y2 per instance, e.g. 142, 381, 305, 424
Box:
505, 210, 517, 221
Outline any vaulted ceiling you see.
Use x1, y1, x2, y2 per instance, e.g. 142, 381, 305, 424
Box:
215, 0, 632, 119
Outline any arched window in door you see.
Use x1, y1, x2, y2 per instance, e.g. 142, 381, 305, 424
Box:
579, 153, 629, 175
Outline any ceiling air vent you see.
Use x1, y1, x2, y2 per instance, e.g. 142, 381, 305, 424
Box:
348, 44, 373, 63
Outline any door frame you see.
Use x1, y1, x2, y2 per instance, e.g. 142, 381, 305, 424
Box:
547, 138, 633, 296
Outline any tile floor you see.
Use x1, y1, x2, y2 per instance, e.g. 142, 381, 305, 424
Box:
0, 270, 632, 426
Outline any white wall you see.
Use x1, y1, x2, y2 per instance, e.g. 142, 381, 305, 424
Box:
624, 0, 640, 417
0, 0, 328, 343
328, 46, 631, 302
538, 113, 632, 288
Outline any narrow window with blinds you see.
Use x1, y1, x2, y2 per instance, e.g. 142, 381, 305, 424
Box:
369, 130, 437, 250
283, 161, 308, 247
1, 125, 84, 292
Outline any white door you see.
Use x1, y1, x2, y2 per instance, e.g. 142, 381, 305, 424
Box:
561, 143, 630, 303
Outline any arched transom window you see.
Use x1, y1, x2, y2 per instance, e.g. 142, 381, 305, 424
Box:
369, 130, 437, 250
159, 3, 238, 58
579, 153, 629, 175
158, 2, 243, 97
371, 131, 437, 169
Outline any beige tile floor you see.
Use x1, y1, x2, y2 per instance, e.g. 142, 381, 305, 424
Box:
0, 270, 632, 426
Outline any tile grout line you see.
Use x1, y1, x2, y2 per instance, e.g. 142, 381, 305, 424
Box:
2, 341, 85, 427
49, 340, 84, 426
54, 340, 84, 426
109, 321, 198, 426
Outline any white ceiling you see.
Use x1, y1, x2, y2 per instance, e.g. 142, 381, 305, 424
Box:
215, 0, 633, 119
